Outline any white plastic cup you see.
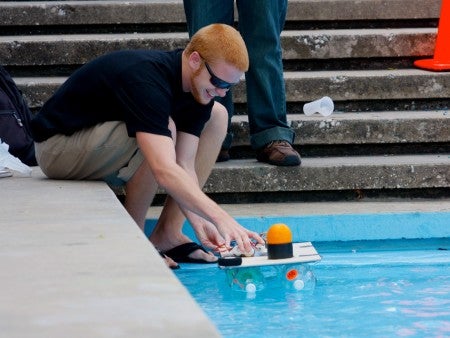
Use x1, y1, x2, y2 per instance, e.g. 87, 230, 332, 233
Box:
303, 96, 334, 116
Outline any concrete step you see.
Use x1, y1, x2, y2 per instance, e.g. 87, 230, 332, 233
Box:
230, 111, 450, 147
205, 154, 450, 193
14, 69, 450, 109
2, 0, 448, 200
0, 28, 437, 67
281, 69, 450, 103
282, 28, 436, 60
0, 0, 439, 29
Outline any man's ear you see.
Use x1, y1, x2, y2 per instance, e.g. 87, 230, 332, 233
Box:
188, 51, 202, 71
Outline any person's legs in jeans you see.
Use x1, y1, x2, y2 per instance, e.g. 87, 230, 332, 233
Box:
184, 0, 299, 166
184, 0, 235, 160
237, 0, 300, 166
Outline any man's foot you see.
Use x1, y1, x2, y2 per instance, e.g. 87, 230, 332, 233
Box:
151, 235, 218, 264
216, 149, 230, 162
157, 250, 180, 269
256, 140, 301, 166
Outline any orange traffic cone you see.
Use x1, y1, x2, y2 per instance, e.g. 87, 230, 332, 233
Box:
414, 0, 450, 71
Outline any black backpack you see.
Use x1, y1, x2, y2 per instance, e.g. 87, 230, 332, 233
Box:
0, 65, 37, 166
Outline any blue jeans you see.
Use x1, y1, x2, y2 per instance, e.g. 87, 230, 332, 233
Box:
183, 0, 295, 150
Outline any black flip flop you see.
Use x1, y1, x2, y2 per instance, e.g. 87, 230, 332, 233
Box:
163, 242, 218, 264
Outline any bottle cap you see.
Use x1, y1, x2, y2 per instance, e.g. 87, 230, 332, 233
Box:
245, 283, 257, 293
294, 280, 305, 290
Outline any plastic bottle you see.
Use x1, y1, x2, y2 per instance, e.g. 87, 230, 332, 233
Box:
225, 267, 265, 293
282, 264, 316, 291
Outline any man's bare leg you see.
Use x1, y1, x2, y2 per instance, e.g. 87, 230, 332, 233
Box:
124, 159, 159, 231
149, 103, 227, 261
124, 158, 179, 268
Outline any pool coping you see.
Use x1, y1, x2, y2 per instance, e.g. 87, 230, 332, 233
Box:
0, 168, 221, 337
147, 200, 450, 242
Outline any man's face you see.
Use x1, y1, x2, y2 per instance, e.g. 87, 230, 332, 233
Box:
190, 60, 242, 105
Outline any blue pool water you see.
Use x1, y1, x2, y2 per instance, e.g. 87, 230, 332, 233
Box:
176, 239, 450, 338
146, 211, 450, 337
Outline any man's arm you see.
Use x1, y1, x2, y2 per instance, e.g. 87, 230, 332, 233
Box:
136, 131, 261, 252
174, 131, 226, 249
173, 131, 200, 185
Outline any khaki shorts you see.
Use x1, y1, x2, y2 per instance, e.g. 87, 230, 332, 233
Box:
35, 121, 144, 190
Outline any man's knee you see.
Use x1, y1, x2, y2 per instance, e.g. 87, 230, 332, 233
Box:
208, 102, 228, 134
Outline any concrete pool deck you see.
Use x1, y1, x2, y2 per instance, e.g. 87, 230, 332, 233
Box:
2, 167, 450, 337
0, 168, 220, 338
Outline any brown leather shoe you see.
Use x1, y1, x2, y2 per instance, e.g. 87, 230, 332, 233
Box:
256, 140, 301, 166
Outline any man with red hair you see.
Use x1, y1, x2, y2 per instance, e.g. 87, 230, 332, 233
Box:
31, 24, 263, 268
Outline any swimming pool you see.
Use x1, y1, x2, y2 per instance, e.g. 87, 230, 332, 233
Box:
176, 239, 449, 337
146, 210, 450, 337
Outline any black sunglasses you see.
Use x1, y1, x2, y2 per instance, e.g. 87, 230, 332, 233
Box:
204, 61, 238, 89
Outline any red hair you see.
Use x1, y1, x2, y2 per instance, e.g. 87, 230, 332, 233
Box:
185, 24, 249, 72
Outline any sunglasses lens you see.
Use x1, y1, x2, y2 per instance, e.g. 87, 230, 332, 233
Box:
204, 61, 234, 89
211, 78, 232, 89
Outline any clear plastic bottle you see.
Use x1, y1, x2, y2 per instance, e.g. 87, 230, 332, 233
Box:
282, 264, 316, 291
225, 267, 265, 293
